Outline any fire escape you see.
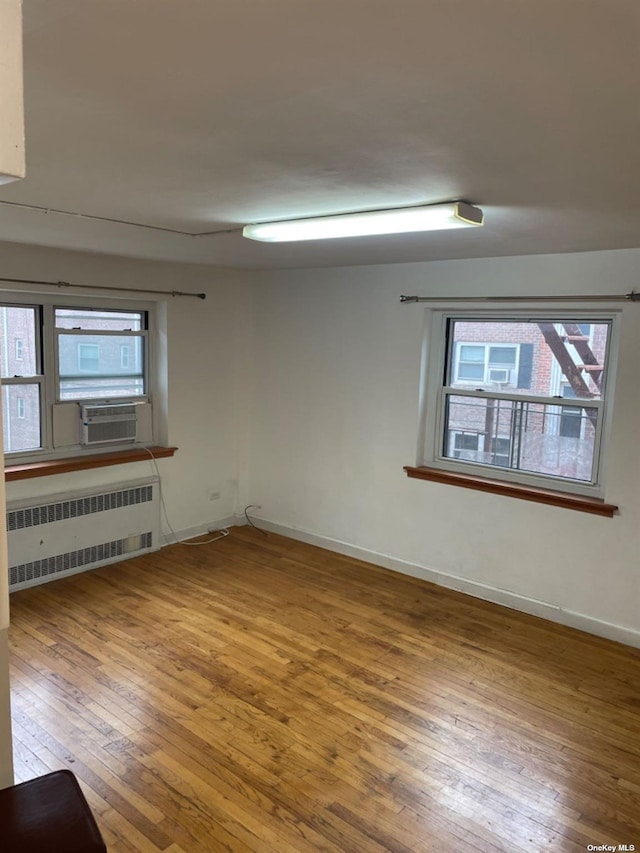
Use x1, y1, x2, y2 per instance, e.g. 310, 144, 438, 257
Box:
536, 323, 602, 429
482, 323, 602, 463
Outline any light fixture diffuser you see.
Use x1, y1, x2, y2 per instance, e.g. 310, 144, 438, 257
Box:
242, 201, 483, 242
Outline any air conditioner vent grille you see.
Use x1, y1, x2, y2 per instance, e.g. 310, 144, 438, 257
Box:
7, 485, 153, 532
83, 404, 137, 419
9, 533, 153, 587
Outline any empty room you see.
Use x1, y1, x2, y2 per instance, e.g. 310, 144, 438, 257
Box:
0, 1, 639, 851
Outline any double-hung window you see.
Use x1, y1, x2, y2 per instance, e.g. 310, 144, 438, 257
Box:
419, 310, 618, 497
0, 298, 152, 459
0, 305, 43, 454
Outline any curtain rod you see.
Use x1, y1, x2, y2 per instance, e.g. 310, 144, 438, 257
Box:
400, 292, 639, 304
0, 277, 206, 300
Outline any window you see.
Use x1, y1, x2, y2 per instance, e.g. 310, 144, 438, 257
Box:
455, 343, 519, 386
451, 431, 480, 459
0, 298, 153, 458
559, 385, 582, 439
56, 308, 146, 401
490, 436, 512, 468
0, 305, 42, 453
419, 311, 617, 496
449, 431, 512, 468
77, 343, 100, 372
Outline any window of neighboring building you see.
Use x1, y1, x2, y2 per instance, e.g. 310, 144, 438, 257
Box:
451, 431, 480, 459
490, 436, 512, 468
455, 343, 519, 386
0, 299, 152, 458
77, 343, 100, 373
559, 385, 583, 439
449, 430, 512, 468
419, 311, 617, 497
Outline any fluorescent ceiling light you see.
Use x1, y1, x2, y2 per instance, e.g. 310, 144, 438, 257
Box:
242, 201, 483, 242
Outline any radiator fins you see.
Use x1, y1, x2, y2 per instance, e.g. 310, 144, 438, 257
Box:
9, 533, 153, 587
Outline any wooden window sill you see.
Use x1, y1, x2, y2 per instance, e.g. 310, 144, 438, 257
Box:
5, 446, 177, 482
404, 465, 618, 517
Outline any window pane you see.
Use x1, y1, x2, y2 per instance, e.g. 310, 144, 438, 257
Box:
60, 377, 145, 400
459, 345, 485, 362
449, 320, 609, 398
0, 306, 38, 377
58, 334, 145, 400
443, 394, 598, 482
55, 308, 144, 331
458, 362, 485, 380
2, 384, 41, 452
78, 343, 100, 372
488, 346, 516, 366
452, 432, 480, 459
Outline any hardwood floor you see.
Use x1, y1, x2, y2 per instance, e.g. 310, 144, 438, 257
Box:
8, 526, 640, 852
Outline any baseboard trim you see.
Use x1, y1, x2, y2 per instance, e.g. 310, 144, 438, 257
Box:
160, 516, 238, 547
250, 517, 640, 650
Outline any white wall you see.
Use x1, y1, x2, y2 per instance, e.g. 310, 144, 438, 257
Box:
246, 249, 640, 646
0, 241, 252, 537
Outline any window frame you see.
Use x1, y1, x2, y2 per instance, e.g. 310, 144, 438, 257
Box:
0, 295, 156, 463
418, 306, 620, 499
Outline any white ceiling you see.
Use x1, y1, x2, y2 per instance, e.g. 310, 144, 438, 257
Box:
0, 0, 639, 269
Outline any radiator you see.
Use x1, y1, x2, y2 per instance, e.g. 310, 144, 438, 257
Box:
7, 478, 161, 591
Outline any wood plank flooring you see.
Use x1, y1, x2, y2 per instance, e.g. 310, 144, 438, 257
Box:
8, 526, 640, 852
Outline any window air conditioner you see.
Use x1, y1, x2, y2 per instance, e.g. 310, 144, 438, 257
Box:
80, 403, 138, 446
488, 368, 510, 383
